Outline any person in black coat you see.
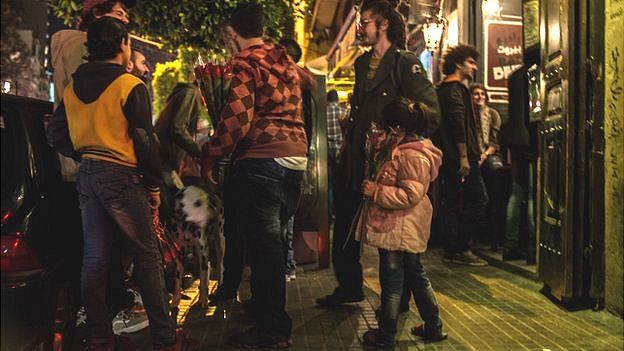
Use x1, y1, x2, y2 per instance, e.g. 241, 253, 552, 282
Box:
435, 44, 488, 266
500, 65, 537, 263
316, 0, 440, 308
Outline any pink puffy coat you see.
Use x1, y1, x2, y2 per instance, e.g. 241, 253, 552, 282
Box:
356, 138, 442, 254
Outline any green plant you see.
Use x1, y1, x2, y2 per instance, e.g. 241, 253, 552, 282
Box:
151, 59, 183, 117
48, 0, 300, 54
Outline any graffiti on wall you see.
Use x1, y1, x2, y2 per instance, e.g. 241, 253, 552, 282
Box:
604, 0, 624, 315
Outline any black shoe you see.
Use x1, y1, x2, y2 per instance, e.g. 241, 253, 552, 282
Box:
316, 290, 364, 308
502, 248, 524, 261
410, 324, 448, 343
227, 327, 292, 349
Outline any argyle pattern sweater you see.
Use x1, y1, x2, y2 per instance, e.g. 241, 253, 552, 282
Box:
203, 43, 308, 160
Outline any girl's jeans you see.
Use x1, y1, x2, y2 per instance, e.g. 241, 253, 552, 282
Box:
378, 249, 443, 343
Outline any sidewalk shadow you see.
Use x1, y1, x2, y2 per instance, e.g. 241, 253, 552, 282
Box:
294, 304, 362, 349
431, 259, 537, 317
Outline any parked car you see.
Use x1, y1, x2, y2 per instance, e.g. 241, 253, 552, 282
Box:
1, 94, 82, 351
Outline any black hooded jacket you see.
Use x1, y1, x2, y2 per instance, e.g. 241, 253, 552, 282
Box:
341, 45, 441, 192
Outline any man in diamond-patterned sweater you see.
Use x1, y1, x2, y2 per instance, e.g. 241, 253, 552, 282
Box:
199, 2, 307, 349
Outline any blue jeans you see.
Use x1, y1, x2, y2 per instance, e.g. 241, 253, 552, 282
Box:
77, 159, 174, 344
440, 160, 489, 253
378, 249, 443, 343
283, 216, 296, 274
504, 150, 536, 260
218, 166, 246, 299
230, 158, 303, 337
481, 155, 506, 248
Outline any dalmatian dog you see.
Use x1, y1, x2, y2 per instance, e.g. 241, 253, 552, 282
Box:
172, 185, 225, 308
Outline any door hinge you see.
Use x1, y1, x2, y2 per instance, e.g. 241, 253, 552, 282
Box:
587, 56, 603, 82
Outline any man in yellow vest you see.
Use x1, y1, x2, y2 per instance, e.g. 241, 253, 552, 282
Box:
47, 17, 196, 351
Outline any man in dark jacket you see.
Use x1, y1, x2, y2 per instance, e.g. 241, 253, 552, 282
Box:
47, 17, 195, 351
436, 44, 488, 266
500, 65, 537, 263
154, 82, 202, 220
316, 0, 440, 308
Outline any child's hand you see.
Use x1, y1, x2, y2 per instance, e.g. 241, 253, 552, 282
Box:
361, 180, 377, 197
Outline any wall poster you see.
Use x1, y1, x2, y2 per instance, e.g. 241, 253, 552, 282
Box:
484, 20, 524, 103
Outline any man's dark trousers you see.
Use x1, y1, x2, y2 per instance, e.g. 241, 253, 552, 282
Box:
440, 160, 489, 253
217, 168, 246, 299
331, 171, 364, 297
229, 158, 303, 337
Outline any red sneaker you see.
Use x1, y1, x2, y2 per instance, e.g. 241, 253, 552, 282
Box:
362, 329, 394, 348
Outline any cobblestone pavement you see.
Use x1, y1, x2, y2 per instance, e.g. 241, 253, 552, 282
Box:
125, 247, 623, 350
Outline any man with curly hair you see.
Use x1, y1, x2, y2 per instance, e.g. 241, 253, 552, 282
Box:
435, 44, 488, 266
316, 0, 440, 308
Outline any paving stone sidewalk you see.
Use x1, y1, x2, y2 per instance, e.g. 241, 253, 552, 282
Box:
125, 247, 623, 350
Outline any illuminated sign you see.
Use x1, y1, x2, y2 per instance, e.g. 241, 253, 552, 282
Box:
484, 20, 524, 103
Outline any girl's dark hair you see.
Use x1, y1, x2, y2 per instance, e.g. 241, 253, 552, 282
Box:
469, 82, 489, 102
441, 44, 480, 75
360, 0, 407, 50
382, 97, 431, 135
78, 0, 120, 31
85, 17, 129, 61
229, 1, 264, 39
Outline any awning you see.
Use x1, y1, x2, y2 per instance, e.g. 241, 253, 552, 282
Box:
305, 55, 329, 75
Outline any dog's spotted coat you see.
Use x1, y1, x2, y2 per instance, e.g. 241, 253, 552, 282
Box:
172, 185, 225, 309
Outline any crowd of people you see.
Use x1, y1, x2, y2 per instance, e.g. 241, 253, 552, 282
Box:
44, 0, 535, 349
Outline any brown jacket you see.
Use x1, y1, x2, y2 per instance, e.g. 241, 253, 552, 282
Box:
202, 43, 307, 160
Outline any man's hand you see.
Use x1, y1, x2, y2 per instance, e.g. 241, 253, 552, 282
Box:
458, 156, 470, 177
478, 152, 488, 166
200, 156, 218, 185
361, 180, 377, 197
171, 170, 184, 190
148, 190, 161, 210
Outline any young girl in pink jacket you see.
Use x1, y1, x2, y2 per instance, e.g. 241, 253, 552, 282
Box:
358, 98, 447, 347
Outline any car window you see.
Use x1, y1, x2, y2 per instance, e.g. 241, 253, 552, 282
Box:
1, 108, 29, 223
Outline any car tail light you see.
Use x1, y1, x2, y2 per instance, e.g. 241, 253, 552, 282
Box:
1, 234, 43, 276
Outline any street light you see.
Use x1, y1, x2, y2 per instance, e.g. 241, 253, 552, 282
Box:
482, 0, 502, 18
422, 15, 446, 53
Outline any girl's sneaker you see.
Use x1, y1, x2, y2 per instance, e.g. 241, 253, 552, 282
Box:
362, 329, 394, 348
